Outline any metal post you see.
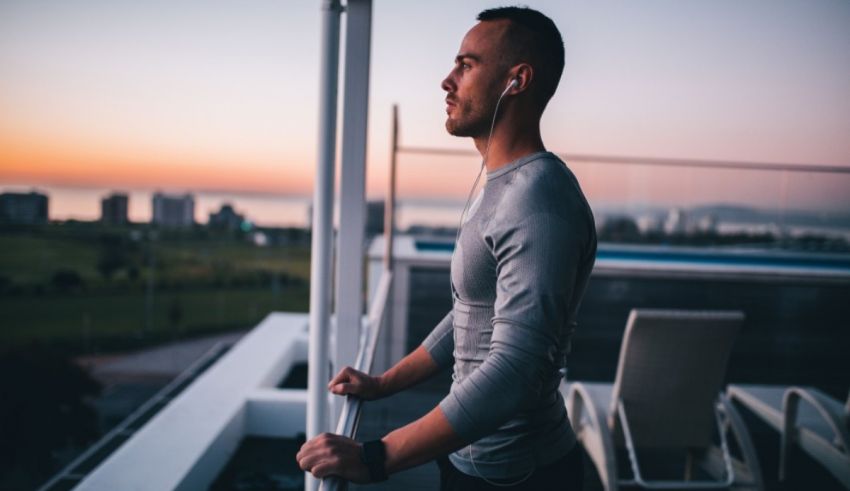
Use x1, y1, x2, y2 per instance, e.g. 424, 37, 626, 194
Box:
384, 105, 398, 272
307, 0, 342, 490
333, 0, 373, 425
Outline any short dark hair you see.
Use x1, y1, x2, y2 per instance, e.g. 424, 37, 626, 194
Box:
477, 6, 565, 109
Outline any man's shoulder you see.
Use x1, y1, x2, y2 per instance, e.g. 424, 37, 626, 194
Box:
494, 153, 588, 218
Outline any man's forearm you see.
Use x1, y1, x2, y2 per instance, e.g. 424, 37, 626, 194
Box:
378, 345, 442, 397
382, 405, 466, 474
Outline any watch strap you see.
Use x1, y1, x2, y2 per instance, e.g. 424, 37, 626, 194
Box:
360, 439, 388, 482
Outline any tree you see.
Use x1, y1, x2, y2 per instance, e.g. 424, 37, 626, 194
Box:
0, 345, 101, 489
95, 231, 141, 281
50, 269, 85, 292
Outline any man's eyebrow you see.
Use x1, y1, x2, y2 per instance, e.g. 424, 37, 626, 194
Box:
455, 53, 481, 63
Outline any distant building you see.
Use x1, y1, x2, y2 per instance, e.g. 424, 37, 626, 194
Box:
101, 193, 129, 225
0, 191, 48, 225
696, 214, 718, 234
664, 208, 687, 235
152, 192, 195, 228
308, 200, 385, 237
599, 215, 641, 242
366, 200, 385, 237
208, 203, 245, 231
637, 214, 663, 235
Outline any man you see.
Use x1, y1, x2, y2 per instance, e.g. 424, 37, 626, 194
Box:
297, 6, 596, 489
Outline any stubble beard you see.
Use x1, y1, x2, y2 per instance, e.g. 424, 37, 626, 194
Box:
445, 95, 495, 139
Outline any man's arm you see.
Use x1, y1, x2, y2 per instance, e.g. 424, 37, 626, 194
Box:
382, 403, 466, 473
296, 404, 467, 482
328, 345, 441, 399
299, 312, 461, 481
329, 309, 453, 399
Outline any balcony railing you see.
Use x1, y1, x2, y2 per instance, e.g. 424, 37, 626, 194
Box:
320, 268, 393, 491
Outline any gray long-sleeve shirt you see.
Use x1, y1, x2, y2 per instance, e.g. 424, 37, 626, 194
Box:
422, 151, 597, 479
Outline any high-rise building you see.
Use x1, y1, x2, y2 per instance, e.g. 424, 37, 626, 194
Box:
0, 191, 49, 225
101, 193, 129, 225
152, 192, 195, 228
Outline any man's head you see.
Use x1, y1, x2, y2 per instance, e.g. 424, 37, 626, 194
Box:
441, 6, 565, 138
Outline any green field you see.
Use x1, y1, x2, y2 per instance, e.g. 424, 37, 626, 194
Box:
0, 225, 312, 354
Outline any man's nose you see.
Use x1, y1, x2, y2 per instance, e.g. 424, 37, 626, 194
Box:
441, 72, 455, 93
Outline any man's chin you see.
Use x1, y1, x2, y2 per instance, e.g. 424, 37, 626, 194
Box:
445, 119, 469, 137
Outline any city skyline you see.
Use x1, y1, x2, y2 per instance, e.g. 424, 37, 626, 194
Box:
1, 1, 849, 211
4, 185, 850, 241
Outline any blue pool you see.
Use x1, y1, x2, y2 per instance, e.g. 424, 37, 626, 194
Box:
414, 240, 850, 275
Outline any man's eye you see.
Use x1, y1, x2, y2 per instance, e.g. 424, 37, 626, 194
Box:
461, 63, 471, 70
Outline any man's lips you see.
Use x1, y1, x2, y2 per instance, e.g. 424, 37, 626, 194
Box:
445, 97, 457, 114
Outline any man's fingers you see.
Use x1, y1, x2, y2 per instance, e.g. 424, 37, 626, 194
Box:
327, 366, 357, 389
330, 382, 356, 395
296, 444, 315, 471
295, 434, 325, 467
297, 453, 315, 472
297, 443, 333, 472
327, 373, 346, 389
311, 462, 338, 479
296, 433, 365, 482
327, 372, 346, 387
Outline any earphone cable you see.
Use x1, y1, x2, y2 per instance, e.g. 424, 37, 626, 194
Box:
450, 81, 537, 487
453, 82, 512, 252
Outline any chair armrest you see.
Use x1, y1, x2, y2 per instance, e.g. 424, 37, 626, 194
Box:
567, 383, 619, 491
783, 386, 850, 452
779, 386, 850, 481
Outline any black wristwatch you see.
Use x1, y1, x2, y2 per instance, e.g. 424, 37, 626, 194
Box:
360, 439, 388, 482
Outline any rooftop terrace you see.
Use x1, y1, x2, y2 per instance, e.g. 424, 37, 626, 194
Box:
45, 234, 849, 491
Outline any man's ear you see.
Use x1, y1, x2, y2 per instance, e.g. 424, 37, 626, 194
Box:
507, 63, 534, 94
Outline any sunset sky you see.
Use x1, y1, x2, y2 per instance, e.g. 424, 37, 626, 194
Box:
1, 0, 849, 219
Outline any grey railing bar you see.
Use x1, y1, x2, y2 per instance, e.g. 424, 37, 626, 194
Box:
398, 145, 850, 174
322, 270, 393, 491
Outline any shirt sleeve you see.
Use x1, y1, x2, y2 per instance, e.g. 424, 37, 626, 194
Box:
438, 211, 584, 442
421, 310, 454, 369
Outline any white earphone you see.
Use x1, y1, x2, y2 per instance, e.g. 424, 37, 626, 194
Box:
503, 77, 519, 95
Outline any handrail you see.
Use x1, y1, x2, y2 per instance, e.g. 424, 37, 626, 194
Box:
398, 145, 850, 174
321, 270, 393, 491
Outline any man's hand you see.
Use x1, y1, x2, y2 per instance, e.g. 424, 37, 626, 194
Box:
296, 433, 371, 483
327, 366, 384, 400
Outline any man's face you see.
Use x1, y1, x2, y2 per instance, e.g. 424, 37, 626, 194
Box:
441, 20, 510, 138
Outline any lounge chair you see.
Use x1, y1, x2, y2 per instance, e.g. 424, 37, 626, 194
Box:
565, 309, 763, 490
727, 384, 850, 488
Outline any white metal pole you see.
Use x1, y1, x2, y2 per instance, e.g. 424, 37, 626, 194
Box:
307, 0, 342, 490
332, 0, 372, 426
385, 105, 398, 272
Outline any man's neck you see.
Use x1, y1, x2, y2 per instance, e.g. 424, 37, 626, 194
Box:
474, 126, 545, 174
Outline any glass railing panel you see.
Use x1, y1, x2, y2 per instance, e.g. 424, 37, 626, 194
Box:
392, 150, 850, 255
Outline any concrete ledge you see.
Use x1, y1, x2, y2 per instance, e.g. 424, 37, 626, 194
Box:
246, 389, 308, 438
75, 312, 310, 491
